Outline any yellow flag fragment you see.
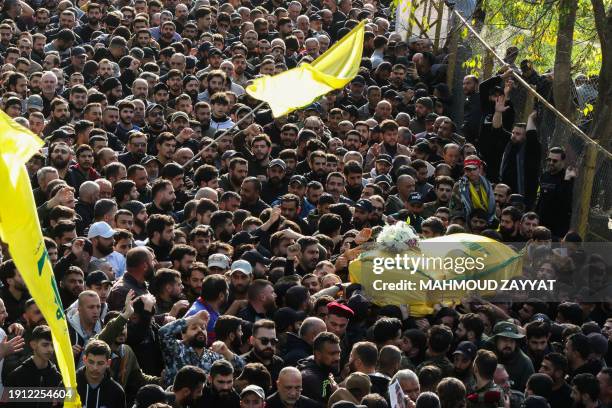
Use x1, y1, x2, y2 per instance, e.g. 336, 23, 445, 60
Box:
247, 20, 366, 117
0, 110, 81, 407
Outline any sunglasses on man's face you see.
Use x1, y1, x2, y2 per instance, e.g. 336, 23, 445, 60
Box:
257, 337, 279, 346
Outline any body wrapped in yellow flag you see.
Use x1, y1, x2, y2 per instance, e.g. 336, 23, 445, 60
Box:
349, 233, 523, 317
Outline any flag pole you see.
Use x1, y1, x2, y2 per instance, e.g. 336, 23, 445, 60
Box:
184, 100, 268, 170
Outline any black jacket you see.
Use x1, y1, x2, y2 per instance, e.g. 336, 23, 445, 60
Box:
535, 170, 574, 239
281, 333, 312, 367
76, 366, 126, 408
297, 356, 336, 406
195, 383, 240, 408
5, 357, 63, 408
266, 391, 322, 408
242, 349, 285, 387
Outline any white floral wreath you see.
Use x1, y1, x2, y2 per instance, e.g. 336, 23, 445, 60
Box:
375, 222, 420, 253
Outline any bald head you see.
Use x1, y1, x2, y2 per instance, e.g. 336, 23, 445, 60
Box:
79, 181, 100, 203
299, 317, 327, 344
195, 187, 218, 202
277, 366, 302, 405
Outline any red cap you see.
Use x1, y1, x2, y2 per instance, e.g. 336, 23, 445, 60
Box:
464, 158, 482, 169
327, 301, 354, 319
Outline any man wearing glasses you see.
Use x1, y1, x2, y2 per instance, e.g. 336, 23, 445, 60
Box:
536, 146, 576, 239
243, 319, 285, 389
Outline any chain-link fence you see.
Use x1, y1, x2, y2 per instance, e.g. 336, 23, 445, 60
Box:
441, 6, 611, 241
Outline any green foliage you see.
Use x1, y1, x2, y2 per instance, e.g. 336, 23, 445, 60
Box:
480, 0, 601, 76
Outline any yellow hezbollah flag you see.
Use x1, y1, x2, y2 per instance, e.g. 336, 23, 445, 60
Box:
0, 110, 81, 407
247, 20, 365, 117
349, 234, 523, 317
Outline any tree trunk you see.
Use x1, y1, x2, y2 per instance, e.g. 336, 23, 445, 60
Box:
590, 0, 612, 149
553, 0, 577, 120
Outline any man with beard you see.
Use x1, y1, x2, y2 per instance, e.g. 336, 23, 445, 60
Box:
199, 359, 241, 408
409, 97, 433, 134
198, 70, 227, 103
237, 279, 277, 324
47, 141, 72, 181
539, 353, 572, 408
282, 317, 327, 367
145, 214, 175, 263
498, 206, 522, 242
518, 212, 539, 241
115, 102, 140, 145
299, 331, 341, 406
185, 274, 229, 345
261, 159, 288, 204
451, 341, 477, 393
143, 105, 167, 153
74, 3, 102, 42
566, 333, 604, 379
102, 77, 124, 106
295, 237, 320, 276
94, 292, 160, 404
267, 367, 320, 408
279, 194, 311, 234
87, 221, 116, 260
524, 320, 553, 372
195, 102, 214, 137
215, 315, 244, 354
59, 266, 85, 308
490, 321, 534, 391
210, 211, 236, 243
243, 319, 285, 387
570, 374, 600, 408
67, 145, 100, 193
69, 85, 88, 120
107, 247, 155, 311
227, 259, 252, 306
305, 150, 328, 184
239, 177, 270, 215
146, 179, 176, 218
535, 147, 575, 239
352, 199, 373, 229
159, 310, 245, 387
151, 269, 185, 316
220, 157, 249, 194
120, 133, 148, 169
365, 120, 412, 171
43, 99, 70, 137
232, 133, 273, 178
343, 161, 364, 202
124, 200, 149, 241
421, 176, 453, 218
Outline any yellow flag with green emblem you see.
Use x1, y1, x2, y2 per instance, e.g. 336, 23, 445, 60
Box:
349, 233, 523, 317
246, 20, 366, 117
0, 110, 81, 407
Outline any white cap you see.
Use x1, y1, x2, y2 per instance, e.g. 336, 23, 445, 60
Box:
240, 385, 265, 400
231, 260, 253, 275
87, 221, 115, 239
208, 253, 230, 269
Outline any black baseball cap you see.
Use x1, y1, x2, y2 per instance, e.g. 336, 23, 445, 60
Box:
85, 270, 112, 287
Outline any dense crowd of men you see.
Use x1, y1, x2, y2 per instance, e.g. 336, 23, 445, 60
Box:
0, 0, 610, 408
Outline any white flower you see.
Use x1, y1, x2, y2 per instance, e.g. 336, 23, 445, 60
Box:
376, 222, 420, 253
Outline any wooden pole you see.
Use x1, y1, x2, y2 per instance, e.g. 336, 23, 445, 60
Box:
575, 144, 597, 238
